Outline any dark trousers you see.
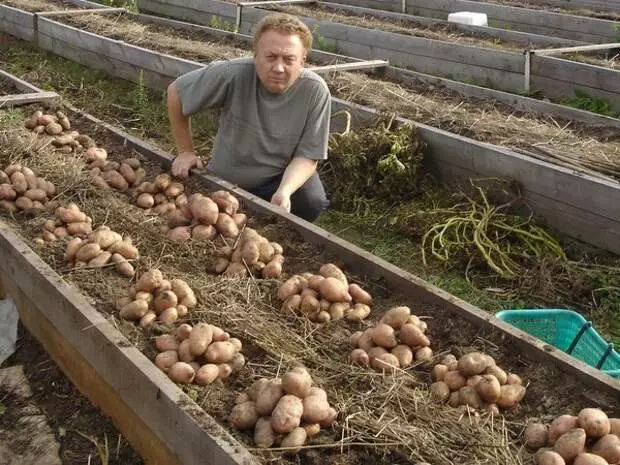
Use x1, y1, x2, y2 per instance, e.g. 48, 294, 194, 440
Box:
248, 172, 329, 222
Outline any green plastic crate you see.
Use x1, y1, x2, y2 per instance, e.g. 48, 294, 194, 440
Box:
495, 309, 620, 379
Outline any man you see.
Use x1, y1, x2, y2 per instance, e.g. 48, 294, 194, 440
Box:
167, 13, 331, 222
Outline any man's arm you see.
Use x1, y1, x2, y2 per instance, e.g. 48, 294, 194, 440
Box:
271, 157, 318, 212
167, 82, 203, 178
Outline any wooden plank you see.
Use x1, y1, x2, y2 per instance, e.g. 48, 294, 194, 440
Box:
0, 68, 46, 93
69, 105, 620, 396
0, 221, 258, 465
308, 59, 389, 72
534, 42, 620, 55
0, 92, 59, 107
533, 55, 620, 94
0, 4, 35, 42
36, 7, 127, 16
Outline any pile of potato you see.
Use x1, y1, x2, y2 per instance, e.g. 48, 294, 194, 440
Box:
213, 227, 284, 278
278, 263, 372, 323
65, 226, 140, 277
229, 366, 337, 452
134, 173, 186, 214
163, 190, 246, 242
0, 164, 55, 213
429, 351, 526, 412
154, 322, 244, 384
349, 306, 431, 372
524, 408, 620, 465
35, 203, 92, 243
115, 268, 196, 327
24, 109, 97, 155
89, 157, 146, 191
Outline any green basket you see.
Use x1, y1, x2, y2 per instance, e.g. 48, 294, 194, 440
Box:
495, 309, 620, 379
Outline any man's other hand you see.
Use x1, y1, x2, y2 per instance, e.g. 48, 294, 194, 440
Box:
271, 189, 291, 213
172, 151, 203, 178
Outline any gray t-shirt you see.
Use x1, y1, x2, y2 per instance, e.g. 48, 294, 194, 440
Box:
174, 57, 331, 189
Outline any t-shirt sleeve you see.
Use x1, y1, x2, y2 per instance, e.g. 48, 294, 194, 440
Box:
172, 60, 233, 116
294, 81, 332, 161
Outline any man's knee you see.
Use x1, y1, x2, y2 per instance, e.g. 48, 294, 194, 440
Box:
292, 176, 329, 222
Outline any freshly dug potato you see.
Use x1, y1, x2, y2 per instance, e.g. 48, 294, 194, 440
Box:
0, 200, 17, 212
153, 290, 178, 314
549, 416, 579, 444
171, 279, 197, 308
573, 453, 608, 465
168, 362, 196, 384
485, 364, 508, 385
610, 418, 620, 435
430, 382, 451, 403
111, 254, 135, 278
538, 451, 567, 465
591, 434, 620, 464
475, 374, 501, 403
525, 422, 549, 449
155, 350, 179, 372
302, 394, 330, 423
211, 190, 239, 216
444, 371, 467, 391
399, 324, 430, 348
431, 364, 448, 382
318, 263, 348, 286
89, 251, 112, 267
102, 170, 128, 190
254, 417, 276, 448
271, 395, 304, 433
356, 330, 375, 353
89, 229, 122, 249
372, 323, 398, 349
303, 423, 321, 438
262, 260, 283, 278
391, 345, 413, 368
496, 384, 526, 409
348, 283, 372, 306
136, 193, 155, 209
349, 348, 369, 366
346, 303, 371, 321
506, 373, 522, 385
192, 224, 217, 240
0, 184, 16, 201
577, 408, 610, 438
188, 323, 213, 356
120, 299, 149, 321
205, 341, 237, 364
319, 407, 337, 428
136, 269, 164, 292
282, 367, 312, 398
155, 334, 179, 352
379, 306, 411, 330
371, 353, 400, 373
553, 428, 586, 462
458, 386, 483, 409
457, 352, 490, 377
230, 401, 259, 430
216, 213, 239, 237
280, 427, 307, 453
75, 243, 101, 262
319, 277, 351, 303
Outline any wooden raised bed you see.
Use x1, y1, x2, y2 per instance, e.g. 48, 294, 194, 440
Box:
0, 96, 619, 465
1, 3, 619, 258
0, 68, 58, 106
330, 0, 620, 42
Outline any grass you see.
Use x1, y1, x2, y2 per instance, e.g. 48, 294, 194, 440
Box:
1, 34, 618, 347
561, 89, 620, 118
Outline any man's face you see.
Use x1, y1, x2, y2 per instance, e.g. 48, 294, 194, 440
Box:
254, 30, 306, 94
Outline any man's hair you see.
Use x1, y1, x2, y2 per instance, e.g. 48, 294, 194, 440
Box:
253, 13, 313, 53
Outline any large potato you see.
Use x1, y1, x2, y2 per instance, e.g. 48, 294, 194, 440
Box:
254, 417, 276, 448
429, 382, 450, 403
457, 352, 490, 377
548, 415, 579, 444
155, 350, 178, 372
280, 427, 307, 453
171, 279, 197, 308
391, 345, 413, 368
282, 367, 312, 398
431, 364, 448, 382
229, 401, 258, 430
399, 324, 429, 348
155, 334, 179, 352
348, 283, 372, 306
371, 353, 400, 373
194, 364, 219, 385
475, 374, 501, 403
119, 299, 149, 321
577, 408, 610, 438
216, 213, 239, 237
496, 384, 526, 409
573, 453, 608, 465
524, 422, 549, 449
302, 394, 330, 423
75, 243, 101, 262
610, 418, 620, 436
188, 323, 213, 356
211, 190, 239, 216
346, 303, 371, 321
538, 451, 567, 465
319, 277, 351, 303
188, 194, 219, 225
458, 386, 483, 409
205, 341, 237, 364
136, 269, 164, 292
255, 379, 285, 416
357, 329, 375, 352
591, 434, 620, 464
372, 323, 398, 349
349, 348, 369, 366
168, 362, 195, 384
271, 395, 304, 433
553, 428, 586, 463
318, 263, 348, 286
153, 290, 178, 315
485, 364, 508, 385
443, 371, 467, 391
379, 306, 411, 330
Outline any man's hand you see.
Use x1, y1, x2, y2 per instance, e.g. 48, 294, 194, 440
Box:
271, 188, 291, 213
172, 151, 203, 178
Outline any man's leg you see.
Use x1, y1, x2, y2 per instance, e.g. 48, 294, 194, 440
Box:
247, 173, 329, 222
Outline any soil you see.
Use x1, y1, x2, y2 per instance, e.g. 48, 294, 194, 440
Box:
467, 0, 620, 21
27, 11, 620, 179
0, 102, 619, 465
0, 78, 20, 96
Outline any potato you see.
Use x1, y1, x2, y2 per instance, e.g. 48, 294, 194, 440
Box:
282, 367, 313, 398
89, 251, 112, 267
194, 363, 220, 386
240, 240, 260, 266
247, 378, 270, 402
475, 374, 501, 403
303, 423, 321, 438
447, 391, 460, 407
349, 348, 369, 366
75, 243, 101, 262
136, 269, 164, 292
11, 173, 28, 195
159, 307, 179, 325
177, 339, 194, 364
578, 408, 610, 438
553, 429, 586, 463
431, 364, 448, 382
211, 190, 239, 216
171, 279, 197, 308
497, 384, 526, 409
319, 277, 351, 303
271, 395, 304, 433
211, 326, 229, 342
0, 200, 17, 212
45, 122, 63, 135
391, 345, 413, 368
457, 352, 490, 377
357, 330, 375, 352
549, 415, 579, 444
538, 451, 567, 465
443, 370, 467, 391
192, 224, 217, 241
64, 237, 83, 262
90, 229, 122, 249
590, 434, 620, 464
176, 323, 192, 341
112, 254, 135, 278
573, 453, 608, 465
120, 299, 149, 321
254, 417, 276, 448
609, 418, 620, 436
399, 324, 430, 348
256, 240, 274, 263
262, 259, 283, 278
485, 364, 508, 385
0, 184, 17, 201
155, 334, 179, 352
154, 290, 178, 314
318, 263, 348, 286
215, 213, 239, 237
299, 293, 320, 316
42, 230, 57, 242
429, 382, 451, 403
140, 313, 156, 328
135, 192, 154, 209
506, 373, 522, 385
302, 395, 330, 423
108, 240, 139, 260
53, 227, 68, 238
348, 283, 373, 306
66, 222, 92, 237
189, 323, 213, 356
278, 277, 304, 301
168, 362, 195, 384
119, 163, 136, 185
205, 341, 237, 364
378, 307, 410, 330
350, 331, 364, 347
155, 350, 179, 372
102, 170, 128, 190
230, 353, 245, 371
328, 302, 348, 320
228, 401, 259, 430
371, 353, 400, 373
176, 304, 188, 318
369, 323, 397, 349
319, 407, 337, 428
346, 303, 371, 321
459, 386, 483, 409
23, 188, 47, 202
281, 427, 306, 453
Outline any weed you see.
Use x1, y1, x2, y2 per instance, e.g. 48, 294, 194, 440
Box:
311, 24, 338, 54
88, 0, 138, 13
562, 89, 620, 118
208, 16, 238, 33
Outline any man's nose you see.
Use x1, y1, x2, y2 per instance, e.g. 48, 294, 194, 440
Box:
273, 60, 285, 72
